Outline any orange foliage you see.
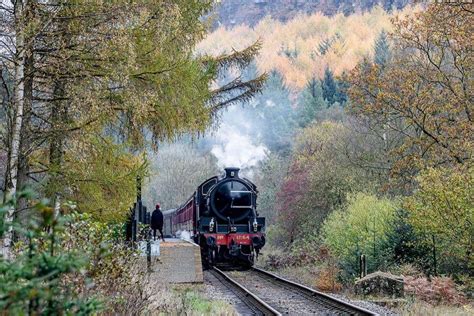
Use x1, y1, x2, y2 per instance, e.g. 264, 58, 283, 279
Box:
198, 6, 420, 89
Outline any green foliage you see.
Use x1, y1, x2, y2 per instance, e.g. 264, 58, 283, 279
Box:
255, 153, 289, 225
321, 67, 337, 105
47, 136, 146, 222
383, 209, 431, 272
322, 192, 398, 275
254, 70, 296, 154
296, 77, 328, 127
404, 167, 473, 275
374, 30, 391, 69
0, 192, 102, 315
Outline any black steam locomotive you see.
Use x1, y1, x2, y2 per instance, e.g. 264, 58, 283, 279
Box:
163, 167, 266, 267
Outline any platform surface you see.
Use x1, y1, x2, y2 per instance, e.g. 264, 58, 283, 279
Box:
145, 238, 203, 284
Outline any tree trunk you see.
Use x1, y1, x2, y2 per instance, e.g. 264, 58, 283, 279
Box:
15, 42, 33, 230
2, 0, 28, 259
48, 81, 67, 216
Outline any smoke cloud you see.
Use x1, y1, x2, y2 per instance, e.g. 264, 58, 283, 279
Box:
211, 124, 267, 170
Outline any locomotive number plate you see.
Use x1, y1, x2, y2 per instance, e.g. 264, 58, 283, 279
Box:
234, 235, 250, 240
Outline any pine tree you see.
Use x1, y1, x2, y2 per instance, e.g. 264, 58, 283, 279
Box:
297, 77, 327, 127
321, 66, 337, 105
374, 30, 391, 69
255, 70, 295, 154
335, 71, 350, 105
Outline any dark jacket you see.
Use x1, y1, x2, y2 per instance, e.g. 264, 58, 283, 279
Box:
151, 208, 163, 230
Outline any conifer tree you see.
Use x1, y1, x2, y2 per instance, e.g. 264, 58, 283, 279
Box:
255, 70, 295, 154
297, 77, 327, 127
335, 71, 350, 105
321, 66, 337, 105
374, 30, 391, 69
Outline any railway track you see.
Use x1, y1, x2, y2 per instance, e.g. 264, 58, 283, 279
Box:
211, 266, 378, 316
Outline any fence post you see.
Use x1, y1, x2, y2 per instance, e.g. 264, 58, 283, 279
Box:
147, 229, 151, 272
359, 254, 367, 278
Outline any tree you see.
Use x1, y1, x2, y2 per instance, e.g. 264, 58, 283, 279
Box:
276, 120, 381, 244
255, 153, 289, 225
321, 67, 337, 105
335, 71, 350, 105
143, 143, 218, 210
383, 209, 431, 272
404, 167, 473, 275
296, 77, 327, 127
374, 30, 391, 69
349, 4, 473, 184
254, 70, 295, 154
322, 193, 398, 275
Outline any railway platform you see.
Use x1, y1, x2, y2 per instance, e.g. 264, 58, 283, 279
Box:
142, 238, 203, 284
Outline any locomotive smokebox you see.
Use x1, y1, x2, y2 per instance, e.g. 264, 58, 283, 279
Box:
224, 167, 240, 178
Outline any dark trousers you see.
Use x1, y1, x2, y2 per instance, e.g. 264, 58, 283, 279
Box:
153, 227, 165, 241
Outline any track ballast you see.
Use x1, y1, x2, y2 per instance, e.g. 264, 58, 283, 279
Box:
210, 267, 378, 315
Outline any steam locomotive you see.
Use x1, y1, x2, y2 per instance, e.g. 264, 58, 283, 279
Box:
163, 167, 266, 267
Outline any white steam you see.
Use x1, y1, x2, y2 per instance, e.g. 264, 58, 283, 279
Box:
211, 124, 267, 172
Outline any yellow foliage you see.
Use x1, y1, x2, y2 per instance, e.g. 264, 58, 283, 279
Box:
198, 5, 420, 89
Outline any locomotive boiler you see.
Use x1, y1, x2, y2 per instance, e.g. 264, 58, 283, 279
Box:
163, 167, 266, 267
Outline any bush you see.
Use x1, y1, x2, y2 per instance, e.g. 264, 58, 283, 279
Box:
404, 276, 467, 306
322, 192, 398, 276
0, 192, 102, 314
315, 261, 343, 292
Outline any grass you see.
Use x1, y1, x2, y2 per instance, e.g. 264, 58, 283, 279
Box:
181, 289, 235, 315
400, 300, 474, 316
171, 285, 237, 316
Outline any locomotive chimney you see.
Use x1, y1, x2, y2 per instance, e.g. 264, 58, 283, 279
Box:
224, 167, 240, 178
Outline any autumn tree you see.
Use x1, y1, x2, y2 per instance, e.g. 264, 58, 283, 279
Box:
276, 120, 382, 244
404, 167, 473, 275
349, 4, 473, 183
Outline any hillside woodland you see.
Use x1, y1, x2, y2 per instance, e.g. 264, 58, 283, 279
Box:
199, 5, 418, 88
247, 5, 472, 313
213, 0, 411, 27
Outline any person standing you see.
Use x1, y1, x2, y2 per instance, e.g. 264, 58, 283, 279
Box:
151, 204, 165, 242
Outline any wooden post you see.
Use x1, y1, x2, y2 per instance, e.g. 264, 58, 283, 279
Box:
432, 235, 437, 276
360, 254, 367, 278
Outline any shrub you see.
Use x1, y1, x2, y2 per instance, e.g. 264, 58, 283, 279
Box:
322, 192, 398, 275
404, 276, 467, 306
315, 261, 343, 292
0, 192, 102, 314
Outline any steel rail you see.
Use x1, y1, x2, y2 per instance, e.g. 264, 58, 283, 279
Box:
252, 267, 379, 316
211, 267, 282, 316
